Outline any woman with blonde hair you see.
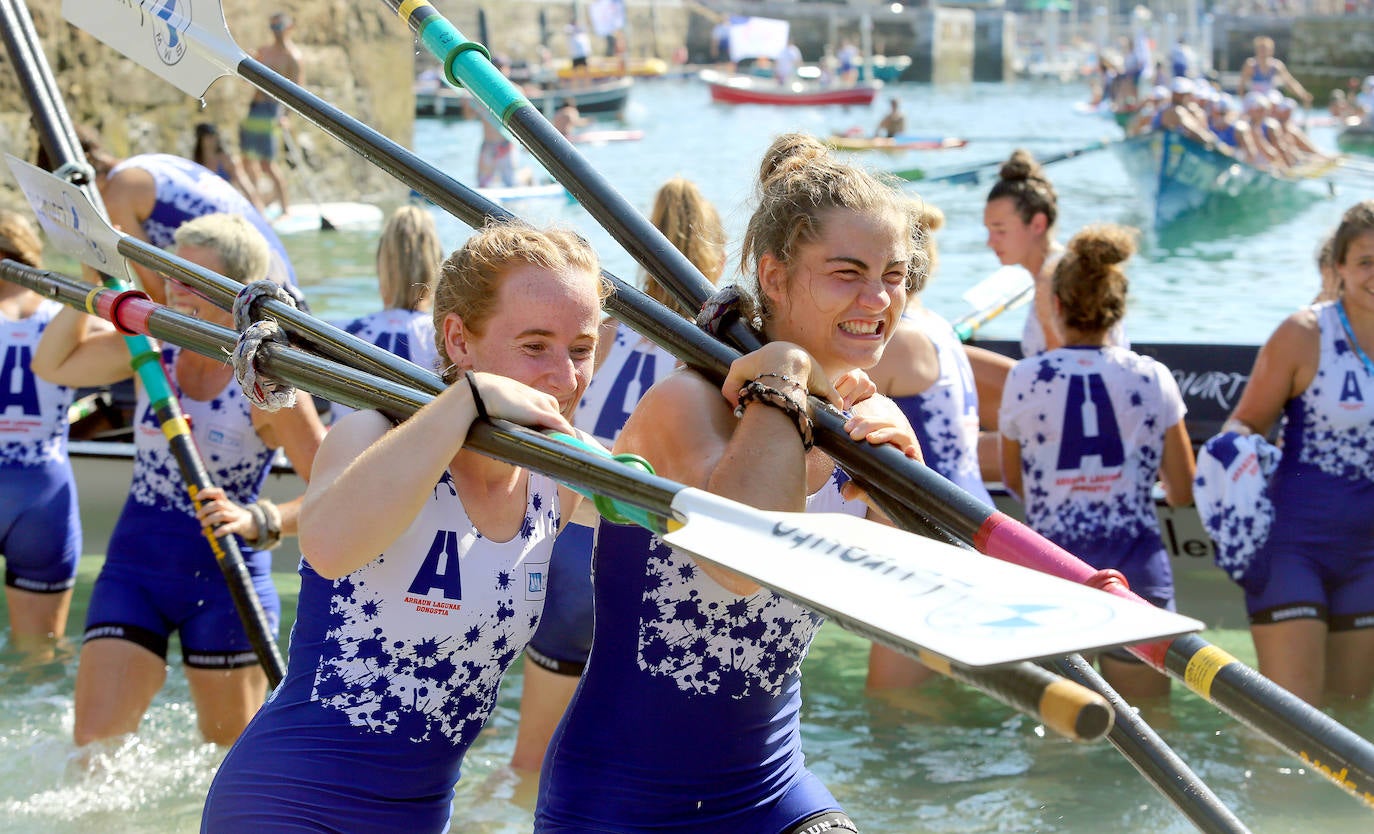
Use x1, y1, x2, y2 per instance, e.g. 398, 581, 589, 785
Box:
0, 210, 82, 655
511, 176, 728, 773
999, 224, 1194, 701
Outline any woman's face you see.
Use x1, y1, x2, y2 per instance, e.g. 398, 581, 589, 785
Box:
1337, 230, 1374, 314
166, 243, 234, 328
444, 263, 601, 420
762, 208, 909, 376
983, 197, 1042, 268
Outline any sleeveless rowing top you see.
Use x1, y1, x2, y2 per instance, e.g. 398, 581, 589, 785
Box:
109, 154, 297, 289
0, 300, 73, 468
1000, 345, 1185, 570
536, 470, 866, 833
1021, 305, 1129, 358
1214, 122, 1239, 147
202, 469, 558, 834
1249, 60, 1278, 94
1253, 302, 1374, 568
576, 322, 679, 444
890, 310, 992, 505
332, 308, 439, 420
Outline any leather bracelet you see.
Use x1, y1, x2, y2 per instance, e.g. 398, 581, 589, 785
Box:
734, 380, 814, 450
464, 369, 488, 421
243, 501, 267, 546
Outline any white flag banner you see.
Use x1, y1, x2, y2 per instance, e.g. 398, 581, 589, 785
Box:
729, 17, 790, 62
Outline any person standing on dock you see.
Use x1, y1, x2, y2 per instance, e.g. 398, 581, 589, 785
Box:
999, 225, 1195, 702
239, 12, 302, 215
31, 213, 325, 748
0, 211, 83, 659
1221, 200, 1374, 708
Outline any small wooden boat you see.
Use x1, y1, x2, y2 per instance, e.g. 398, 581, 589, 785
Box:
825, 133, 968, 152
415, 77, 632, 119
1112, 131, 1320, 227
552, 56, 668, 81
699, 69, 880, 107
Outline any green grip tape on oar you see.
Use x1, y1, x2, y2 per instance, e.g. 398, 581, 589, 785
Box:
397, 0, 529, 122
546, 432, 666, 532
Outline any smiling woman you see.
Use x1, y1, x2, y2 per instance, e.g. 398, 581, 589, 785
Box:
534, 133, 927, 834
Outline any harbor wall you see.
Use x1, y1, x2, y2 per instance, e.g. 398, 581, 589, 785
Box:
0, 2, 414, 213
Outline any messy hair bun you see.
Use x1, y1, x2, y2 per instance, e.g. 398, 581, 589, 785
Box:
987, 149, 1058, 228
1052, 224, 1135, 334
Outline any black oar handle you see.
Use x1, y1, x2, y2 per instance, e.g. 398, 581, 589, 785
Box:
919, 652, 1113, 743
1049, 655, 1252, 834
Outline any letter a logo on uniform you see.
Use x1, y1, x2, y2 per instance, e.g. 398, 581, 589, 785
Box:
1340, 370, 1364, 403
0, 346, 40, 416
407, 530, 463, 600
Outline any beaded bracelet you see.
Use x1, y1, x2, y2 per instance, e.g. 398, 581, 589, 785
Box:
734, 379, 814, 450
464, 369, 489, 421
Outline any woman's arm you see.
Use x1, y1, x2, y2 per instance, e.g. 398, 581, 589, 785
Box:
301, 373, 572, 579
100, 167, 168, 304
965, 345, 1013, 431
1226, 311, 1319, 437
30, 305, 132, 387
1159, 420, 1196, 507
1000, 435, 1024, 501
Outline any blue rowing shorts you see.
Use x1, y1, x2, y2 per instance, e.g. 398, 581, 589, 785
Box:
0, 462, 80, 593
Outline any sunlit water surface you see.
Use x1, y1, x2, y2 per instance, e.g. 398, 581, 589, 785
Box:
5, 79, 1373, 833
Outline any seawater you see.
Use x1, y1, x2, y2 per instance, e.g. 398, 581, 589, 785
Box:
3, 79, 1371, 833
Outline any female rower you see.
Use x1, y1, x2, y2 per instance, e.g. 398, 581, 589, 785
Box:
864, 201, 1011, 690
510, 176, 726, 773
535, 133, 924, 833
202, 222, 607, 833
330, 205, 443, 421
983, 149, 1127, 357
1222, 199, 1374, 708
999, 224, 1194, 700
31, 213, 325, 746
0, 211, 81, 656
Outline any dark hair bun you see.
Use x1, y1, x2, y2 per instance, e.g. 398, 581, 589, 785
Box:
998, 149, 1043, 183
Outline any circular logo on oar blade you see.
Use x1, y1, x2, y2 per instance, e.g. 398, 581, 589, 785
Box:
924, 593, 1115, 640
150, 0, 191, 65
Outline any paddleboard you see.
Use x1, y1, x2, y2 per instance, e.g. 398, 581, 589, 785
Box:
570, 129, 645, 144
266, 202, 384, 235
476, 182, 572, 203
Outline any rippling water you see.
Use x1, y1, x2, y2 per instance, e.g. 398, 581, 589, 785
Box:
4, 78, 1371, 833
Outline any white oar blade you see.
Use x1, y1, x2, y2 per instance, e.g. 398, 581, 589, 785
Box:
664, 488, 1203, 668
63, 0, 238, 99
5, 156, 133, 283
962, 265, 1034, 310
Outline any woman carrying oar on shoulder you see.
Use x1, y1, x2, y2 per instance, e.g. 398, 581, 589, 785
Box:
983, 149, 1127, 357
998, 225, 1194, 702
202, 222, 609, 833
1222, 199, 1374, 708
31, 213, 325, 746
511, 176, 727, 773
535, 134, 924, 834
0, 210, 83, 658
863, 201, 1012, 690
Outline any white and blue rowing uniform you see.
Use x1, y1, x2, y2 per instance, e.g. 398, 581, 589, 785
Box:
888, 309, 992, 506
535, 470, 866, 833
110, 154, 299, 292
1248, 61, 1278, 95
526, 322, 679, 675
86, 345, 279, 666
0, 300, 79, 594
1246, 302, 1374, 628
203, 468, 558, 834
1021, 306, 1128, 358
330, 308, 438, 421
1000, 345, 1185, 607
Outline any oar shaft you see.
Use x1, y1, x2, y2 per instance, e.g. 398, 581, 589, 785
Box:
2, 0, 285, 686
952, 285, 1035, 342
1049, 655, 1253, 834
2, 260, 1123, 744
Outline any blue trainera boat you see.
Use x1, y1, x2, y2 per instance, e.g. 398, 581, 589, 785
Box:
1112, 132, 1321, 228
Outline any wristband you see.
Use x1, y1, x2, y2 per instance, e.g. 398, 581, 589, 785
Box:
464, 369, 488, 421
734, 380, 814, 451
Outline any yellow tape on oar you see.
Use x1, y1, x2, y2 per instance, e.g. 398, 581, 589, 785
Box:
396, 0, 428, 22
916, 649, 952, 676
84, 285, 102, 315
161, 415, 193, 443
1183, 644, 1238, 699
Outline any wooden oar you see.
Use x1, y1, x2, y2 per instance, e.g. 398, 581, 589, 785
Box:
0, 257, 1145, 744
893, 140, 1113, 185
0, 0, 285, 686
64, 0, 1374, 810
